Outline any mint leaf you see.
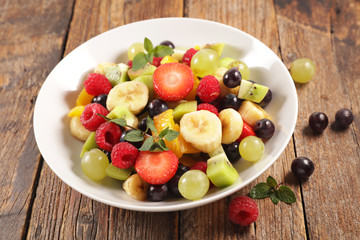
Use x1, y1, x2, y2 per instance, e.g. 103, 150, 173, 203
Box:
157, 139, 169, 151
276, 186, 296, 204
109, 118, 127, 127
144, 37, 153, 53
158, 127, 169, 138
153, 45, 174, 57
123, 130, 144, 142
249, 182, 271, 199
164, 129, 180, 142
270, 192, 280, 205
138, 137, 154, 151
132, 52, 147, 71
146, 116, 157, 134
267, 175, 278, 188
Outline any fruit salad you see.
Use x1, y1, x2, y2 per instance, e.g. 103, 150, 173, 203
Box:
67, 38, 276, 202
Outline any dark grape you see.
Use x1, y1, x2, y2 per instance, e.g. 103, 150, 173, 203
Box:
138, 117, 152, 135
223, 142, 241, 163
101, 149, 111, 163
148, 99, 169, 118
259, 89, 272, 108
91, 94, 107, 108
120, 129, 143, 148
335, 108, 353, 128
159, 40, 175, 49
148, 184, 168, 201
291, 157, 314, 179
223, 67, 242, 88
176, 163, 189, 176
220, 94, 242, 111
253, 119, 275, 139
168, 175, 182, 197
309, 112, 328, 133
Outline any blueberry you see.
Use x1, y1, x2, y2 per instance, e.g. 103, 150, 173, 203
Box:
91, 94, 107, 108
291, 157, 314, 179
148, 99, 169, 118
159, 40, 175, 49
148, 184, 168, 201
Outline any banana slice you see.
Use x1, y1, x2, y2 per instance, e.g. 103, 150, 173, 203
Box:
238, 100, 272, 127
122, 173, 149, 201
219, 108, 243, 144
106, 81, 149, 114
69, 116, 91, 141
180, 110, 222, 153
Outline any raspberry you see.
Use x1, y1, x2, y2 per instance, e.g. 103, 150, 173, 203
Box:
80, 103, 109, 131
190, 161, 207, 174
84, 73, 112, 96
228, 196, 259, 226
95, 122, 122, 151
111, 142, 139, 169
197, 103, 219, 116
196, 75, 220, 103
182, 48, 199, 67
127, 60, 133, 68
151, 57, 163, 67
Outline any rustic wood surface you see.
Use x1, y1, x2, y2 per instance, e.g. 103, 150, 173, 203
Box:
0, 0, 359, 239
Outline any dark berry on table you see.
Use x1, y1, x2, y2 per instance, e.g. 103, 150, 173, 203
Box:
258, 89, 272, 108
168, 175, 181, 197
335, 108, 353, 128
291, 157, 314, 179
309, 112, 328, 133
148, 99, 169, 118
223, 67, 242, 88
138, 117, 152, 135
91, 94, 108, 108
253, 119, 275, 139
148, 184, 169, 202
228, 196, 259, 226
220, 94, 242, 111
159, 40, 175, 49
176, 163, 189, 176
120, 129, 143, 149
223, 142, 241, 163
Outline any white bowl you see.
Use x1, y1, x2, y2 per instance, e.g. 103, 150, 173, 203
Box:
33, 18, 297, 212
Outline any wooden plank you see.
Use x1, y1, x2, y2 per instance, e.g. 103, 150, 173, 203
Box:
27, 0, 183, 239
275, 0, 360, 238
0, 0, 74, 239
182, 0, 306, 239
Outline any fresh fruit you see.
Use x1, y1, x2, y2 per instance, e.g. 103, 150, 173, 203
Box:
91, 94, 107, 108
219, 57, 236, 68
153, 63, 194, 102
228, 60, 250, 80
81, 149, 109, 181
135, 151, 179, 185
168, 175, 182, 197
127, 63, 157, 80
190, 161, 207, 174
258, 89, 272, 108
95, 122, 122, 151
196, 75, 220, 103
238, 100, 271, 127
253, 119, 275, 139
206, 153, 239, 188
122, 173, 149, 201
197, 103, 219, 116
80, 103, 109, 131
290, 58, 316, 83
104, 63, 129, 86
335, 108, 353, 128
111, 142, 139, 169
309, 112, 328, 133
180, 110, 222, 153
184, 75, 200, 101
106, 81, 149, 114
171, 48, 186, 61
202, 43, 225, 57
223, 142, 241, 163
94, 62, 115, 75
219, 108, 243, 144
191, 48, 219, 78
160, 55, 178, 64
215, 67, 240, 98
68, 105, 85, 117
120, 129, 143, 149
173, 101, 197, 121
182, 48, 199, 67
228, 196, 258, 226
128, 42, 145, 60
237, 79, 270, 103
291, 157, 315, 179
105, 163, 132, 181
137, 117, 152, 135
159, 40, 175, 49
176, 163, 190, 175
75, 88, 94, 107
148, 184, 169, 202
237, 121, 256, 142
177, 133, 202, 154
133, 75, 154, 101
208, 145, 226, 158
148, 99, 169, 118
151, 57, 163, 67
80, 132, 99, 158
178, 170, 210, 200
239, 136, 264, 162
106, 105, 139, 128
223, 67, 242, 88
84, 73, 112, 96
70, 116, 91, 141
220, 94, 242, 111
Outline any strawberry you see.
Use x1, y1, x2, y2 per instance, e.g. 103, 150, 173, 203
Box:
135, 151, 179, 185
153, 63, 194, 102
236, 121, 256, 142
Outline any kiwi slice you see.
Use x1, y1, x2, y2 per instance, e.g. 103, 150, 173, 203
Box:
105, 63, 129, 86
238, 79, 269, 103
107, 106, 138, 128
173, 101, 197, 121
128, 63, 157, 80
206, 153, 239, 188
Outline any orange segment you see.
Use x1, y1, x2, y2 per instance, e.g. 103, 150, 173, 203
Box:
67, 105, 85, 117
185, 75, 200, 101
76, 88, 94, 106
178, 132, 201, 154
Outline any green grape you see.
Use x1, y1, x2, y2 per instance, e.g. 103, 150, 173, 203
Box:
81, 149, 109, 181
191, 49, 218, 77
105, 163, 132, 181
178, 170, 210, 200
290, 58, 316, 83
228, 60, 250, 80
128, 42, 145, 60
239, 136, 265, 162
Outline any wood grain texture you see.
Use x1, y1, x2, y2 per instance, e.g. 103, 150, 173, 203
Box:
0, 0, 74, 239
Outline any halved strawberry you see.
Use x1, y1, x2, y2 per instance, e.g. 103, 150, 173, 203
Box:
135, 151, 179, 185
236, 121, 256, 142
153, 63, 194, 102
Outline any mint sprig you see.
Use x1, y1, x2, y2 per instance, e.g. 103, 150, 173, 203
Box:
249, 175, 296, 205
132, 37, 174, 71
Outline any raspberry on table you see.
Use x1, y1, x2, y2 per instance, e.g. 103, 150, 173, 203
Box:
80, 103, 109, 131
196, 75, 220, 103
111, 142, 139, 169
197, 103, 219, 116
228, 196, 259, 226
95, 122, 122, 152
182, 48, 199, 67
84, 73, 112, 96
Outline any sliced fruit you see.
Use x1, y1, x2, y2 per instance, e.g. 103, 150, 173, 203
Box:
214, 67, 240, 98
236, 121, 256, 142
132, 75, 154, 102
219, 108, 243, 144
206, 153, 239, 188
94, 62, 115, 75
70, 116, 91, 142
80, 132, 99, 158
68, 105, 85, 117
202, 43, 225, 57
135, 151, 179, 185
178, 132, 201, 154
219, 57, 236, 68
123, 173, 149, 201
238, 100, 272, 127
228, 60, 250, 80
160, 55, 179, 64
127, 63, 157, 80
75, 88, 94, 106
180, 110, 222, 153
107, 105, 139, 128
184, 75, 200, 101
104, 63, 129, 86
105, 164, 132, 180
106, 81, 149, 114
238, 79, 269, 103
173, 101, 197, 121
171, 48, 186, 61
153, 63, 194, 102
208, 145, 226, 158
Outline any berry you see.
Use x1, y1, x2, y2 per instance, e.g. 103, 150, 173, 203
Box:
196, 75, 220, 103
182, 48, 199, 67
190, 161, 207, 174
228, 196, 259, 226
176, 163, 190, 175
148, 99, 169, 118
111, 142, 139, 169
168, 175, 182, 197
220, 94, 242, 111
153, 63, 194, 102
335, 108, 353, 128
84, 73, 112, 96
223, 67, 242, 88
159, 40, 175, 49
127, 60, 133, 68
253, 119, 275, 139
91, 94, 107, 108
80, 103, 109, 131
236, 121, 255, 142
102, 149, 112, 162
291, 157, 314, 179
120, 129, 143, 149
148, 184, 169, 202
197, 103, 219, 116
138, 117, 152, 135
151, 57, 163, 67
95, 122, 122, 151
309, 112, 328, 133
223, 142, 241, 163
135, 151, 178, 185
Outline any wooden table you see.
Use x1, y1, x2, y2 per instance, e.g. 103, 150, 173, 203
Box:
1, 0, 359, 239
